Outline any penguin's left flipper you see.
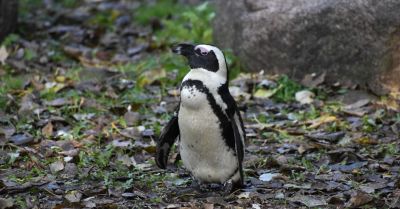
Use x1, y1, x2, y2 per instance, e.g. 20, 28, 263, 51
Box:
230, 112, 244, 188
156, 110, 180, 169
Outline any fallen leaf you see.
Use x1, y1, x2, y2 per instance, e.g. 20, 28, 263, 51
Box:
44, 82, 66, 93
117, 154, 136, 167
284, 183, 311, 189
73, 113, 96, 121
42, 122, 53, 138
0, 125, 16, 139
330, 162, 367, 172
306, 131, 345, 143
347, 191, 373, 207
301, 72, 326, 88
238, 192, 251, 199
359, 185, 375, 194
344, 99, 370, 110
308, 115, 337, 128
253, 88, 278, 99
44, 98, 71, 107
289, 195, 327, 207
124, 111, 140, 126
355, 137, 378, 145
112, 139, 132, 148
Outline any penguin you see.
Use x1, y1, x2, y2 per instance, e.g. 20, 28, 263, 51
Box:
156, 43, 245, 191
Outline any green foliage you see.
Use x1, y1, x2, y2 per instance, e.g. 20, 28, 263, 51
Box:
136, 1, 214, 46
152, 2, 214, 46
135, 0, 185, 25
1, 34, 20, 47
361, 115, 377, 133
24, 48, 37, 61
273, 75, 303, 102
225, 50, 242, 80
0, 75, 25, 110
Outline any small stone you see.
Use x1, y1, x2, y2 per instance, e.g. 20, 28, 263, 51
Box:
49, 161, 64, 173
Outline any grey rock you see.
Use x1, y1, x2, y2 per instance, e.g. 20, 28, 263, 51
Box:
213, 0, 400, 94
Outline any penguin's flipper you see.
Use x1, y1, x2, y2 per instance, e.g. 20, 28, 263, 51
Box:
230, 113, 244, 186
156, 113, 180, 169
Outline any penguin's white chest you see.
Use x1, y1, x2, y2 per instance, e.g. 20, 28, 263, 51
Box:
178, 85, 237, 183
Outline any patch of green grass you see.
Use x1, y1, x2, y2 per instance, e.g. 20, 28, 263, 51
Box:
78, 144, 115, 169
0, 75, 25, 110
382, 143, 398, 156
301, 157, 314, 171
290, 170, 305, 181
325, 120, 350, 132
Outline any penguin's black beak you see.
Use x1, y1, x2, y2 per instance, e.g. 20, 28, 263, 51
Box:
172, 43, 195, 58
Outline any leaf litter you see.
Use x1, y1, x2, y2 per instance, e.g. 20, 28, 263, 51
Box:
0, 0, 399, 208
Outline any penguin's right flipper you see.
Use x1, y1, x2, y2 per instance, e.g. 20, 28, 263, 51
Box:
156, 111, 180, 169
230, 113, 244, 187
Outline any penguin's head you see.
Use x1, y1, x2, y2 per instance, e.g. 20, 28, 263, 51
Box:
172, 43, 228, 78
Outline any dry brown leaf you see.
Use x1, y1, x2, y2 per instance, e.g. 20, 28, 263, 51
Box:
308, 115, 337, 128
42, 122, 53, 138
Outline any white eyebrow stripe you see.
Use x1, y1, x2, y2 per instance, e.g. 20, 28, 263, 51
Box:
195, 46, 210, 54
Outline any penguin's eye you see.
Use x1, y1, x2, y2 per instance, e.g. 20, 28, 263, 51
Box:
195, 46, 209, 56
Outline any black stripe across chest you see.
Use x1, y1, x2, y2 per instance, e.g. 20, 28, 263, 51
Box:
180, 79, 236, 150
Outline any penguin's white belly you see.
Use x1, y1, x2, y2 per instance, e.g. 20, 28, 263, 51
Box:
178, 85, 237, 183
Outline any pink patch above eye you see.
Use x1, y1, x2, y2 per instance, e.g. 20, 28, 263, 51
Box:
196, 46, 209, 55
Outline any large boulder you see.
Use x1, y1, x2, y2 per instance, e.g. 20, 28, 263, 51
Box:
213, 0, 400, 94
0, 0, 18, 42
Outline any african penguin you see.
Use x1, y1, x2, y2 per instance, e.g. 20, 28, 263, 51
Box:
156, 43, 245, 190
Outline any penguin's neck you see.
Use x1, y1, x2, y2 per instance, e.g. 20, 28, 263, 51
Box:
183, 68, 227, 91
